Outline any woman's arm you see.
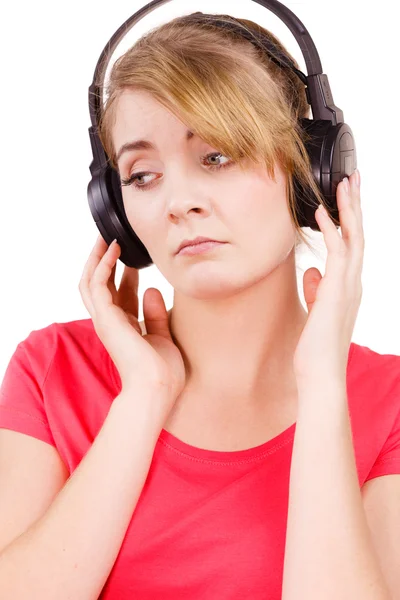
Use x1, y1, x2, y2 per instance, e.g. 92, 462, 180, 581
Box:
0, 384, 166, 600
281, 379, 391, 600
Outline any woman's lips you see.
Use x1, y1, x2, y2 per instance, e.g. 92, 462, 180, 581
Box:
177, 241, 227, 256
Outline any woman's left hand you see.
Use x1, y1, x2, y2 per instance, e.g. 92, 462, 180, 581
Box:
293, 169, 364, 383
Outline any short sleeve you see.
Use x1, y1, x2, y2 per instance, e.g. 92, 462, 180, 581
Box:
365, 401, 400, 482
0, 329, 57, 447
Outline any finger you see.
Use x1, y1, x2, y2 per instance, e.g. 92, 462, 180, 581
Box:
314, 201, 350, 295
337, 172, 364, 272
108, 263, 118, 305
349, 170, 364, 244
315, 201, 347, 258
316, 189, 364, 292
337, 174, 363, 248
89, 239, 121, 317
336, 177, 355, 244
79, 235, 109, 315
143, 288, 172, 340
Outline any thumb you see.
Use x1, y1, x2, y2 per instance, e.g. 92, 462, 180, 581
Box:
303, 267, 322, 314
143, 288, 172, 340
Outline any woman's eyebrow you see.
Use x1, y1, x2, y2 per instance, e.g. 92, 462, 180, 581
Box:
116, 129, 195, 165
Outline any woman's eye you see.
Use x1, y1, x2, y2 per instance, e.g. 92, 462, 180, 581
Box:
203, 152, 231, 168
120, 151, 234, 192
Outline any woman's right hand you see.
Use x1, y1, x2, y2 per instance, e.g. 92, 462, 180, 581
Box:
79, 235, 186, 416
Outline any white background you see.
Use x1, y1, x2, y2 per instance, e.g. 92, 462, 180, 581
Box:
1, 0, 398, 378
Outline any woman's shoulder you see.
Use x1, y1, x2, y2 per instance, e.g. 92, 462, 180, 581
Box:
349, 340, 400, 383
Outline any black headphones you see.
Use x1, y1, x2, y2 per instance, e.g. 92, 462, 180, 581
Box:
87, 0, 357, 269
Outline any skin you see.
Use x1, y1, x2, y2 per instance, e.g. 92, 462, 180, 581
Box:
112, 88, 309, 432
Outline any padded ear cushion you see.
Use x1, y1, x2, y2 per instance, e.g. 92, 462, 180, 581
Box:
87, 165, 154, 268
107, 167, 154, 268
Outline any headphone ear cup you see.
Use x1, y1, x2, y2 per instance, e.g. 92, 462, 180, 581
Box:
87, 163, 154, 269
107, 167, 154, 268
295, 119, 357, 232
291, 171, 321, 232
295, 119, 331, 232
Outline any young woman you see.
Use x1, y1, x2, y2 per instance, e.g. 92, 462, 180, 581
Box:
0, 9, 397, 600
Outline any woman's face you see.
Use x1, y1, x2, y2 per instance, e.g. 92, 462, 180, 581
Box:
112, 89, 297, 299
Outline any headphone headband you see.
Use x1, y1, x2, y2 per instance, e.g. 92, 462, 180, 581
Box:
88, 0, 344, 133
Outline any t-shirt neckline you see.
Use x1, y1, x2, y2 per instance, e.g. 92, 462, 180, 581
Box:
157, 421, 297, 463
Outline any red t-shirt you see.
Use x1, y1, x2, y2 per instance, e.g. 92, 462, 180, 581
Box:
1, 318, 400, 599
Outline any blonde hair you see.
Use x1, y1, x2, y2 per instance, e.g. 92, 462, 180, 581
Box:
96, 12, 329, 255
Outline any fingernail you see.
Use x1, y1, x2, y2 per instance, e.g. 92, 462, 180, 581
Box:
343, 177, 350, 194
354, 169, 361, 188
318, 203, 328, 216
